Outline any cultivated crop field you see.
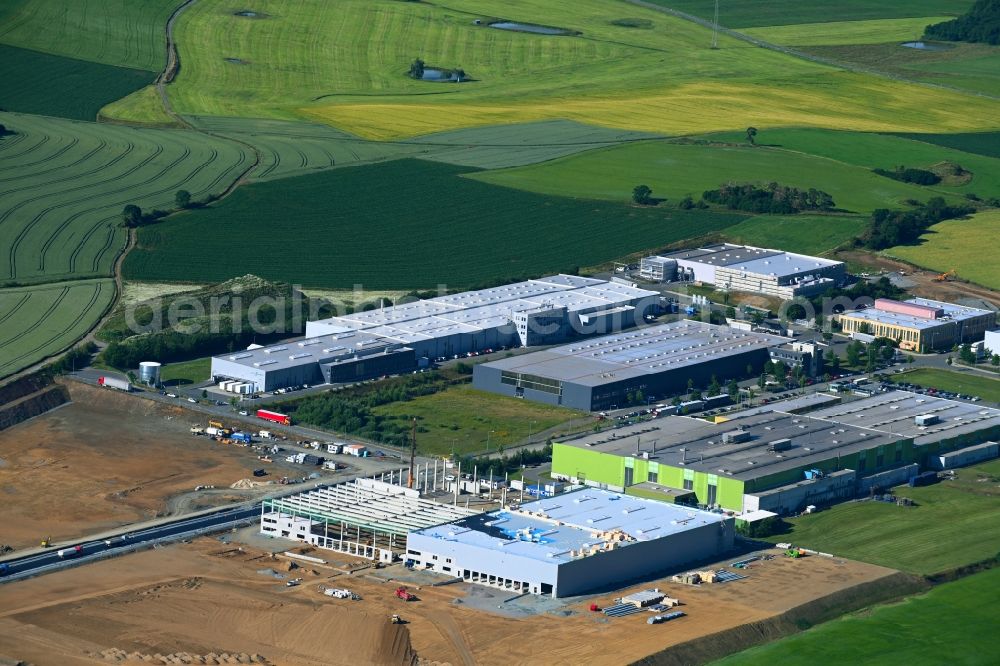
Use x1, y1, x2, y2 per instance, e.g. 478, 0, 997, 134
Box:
648, 0, 973, 28
721, 215, 867, 256
714, 567, 999, 666
0, 0, 175, 71
123, 159, 747, 289
742, 17, 951, 46
157, 0, 1000, 140
764, 459, 1000, 575
373, 385, 585, 456
896, 130, 1000, 159
0, 112, 251, 283
0, 44, 155, 121
472, 140, 949, 213
0, 279, 114, 377
887, 210, 1000, 291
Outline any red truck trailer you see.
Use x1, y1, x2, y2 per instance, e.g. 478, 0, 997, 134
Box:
257, 409, 291, 426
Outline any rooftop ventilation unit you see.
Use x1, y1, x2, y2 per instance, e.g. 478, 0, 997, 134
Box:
229, 352, 252, 361
263, 346, 287, 354
767, 438, 792, 452
254, 360, 278, 367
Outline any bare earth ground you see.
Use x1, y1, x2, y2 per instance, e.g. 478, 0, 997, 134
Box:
837, 250, 1000, 307
0, 382, 314, 550
0, 535, 899, 666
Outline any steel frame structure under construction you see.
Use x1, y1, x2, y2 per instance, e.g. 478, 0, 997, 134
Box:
260, 479, 477, 561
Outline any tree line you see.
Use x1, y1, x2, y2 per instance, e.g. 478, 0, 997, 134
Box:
924, 0, 1000, 45
860, 197, 974, 250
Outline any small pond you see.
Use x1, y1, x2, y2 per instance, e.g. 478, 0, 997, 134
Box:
421, 68, 463, 82
901, 41, 954, 51
489, 21, 572, 36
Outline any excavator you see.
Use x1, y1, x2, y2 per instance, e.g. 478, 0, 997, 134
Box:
40, 536, 52, 548
934, 268, 957, 282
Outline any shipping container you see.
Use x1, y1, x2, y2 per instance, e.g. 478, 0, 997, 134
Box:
97, 376, 132, 392
257, 409, 291, 426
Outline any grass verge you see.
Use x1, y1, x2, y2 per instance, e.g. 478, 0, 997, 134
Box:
889, 368, 1000, 403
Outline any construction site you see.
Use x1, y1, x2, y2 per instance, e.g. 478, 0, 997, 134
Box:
0, 524, 920, 666
0, 380, 392, 551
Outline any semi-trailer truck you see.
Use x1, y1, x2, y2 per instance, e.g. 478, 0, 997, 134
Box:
257, 409, 291, 426
98, 376, 132, 392
58, 545, 83, 559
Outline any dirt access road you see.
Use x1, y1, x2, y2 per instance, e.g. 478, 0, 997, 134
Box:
839, 250, 1000, 307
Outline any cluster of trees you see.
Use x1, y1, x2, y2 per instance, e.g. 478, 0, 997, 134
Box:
120, 190, 204, 228
924, 0, 1000, 45
842, 337, 897, 372
407, 57, 466, 81
702, 182, 835, 214
47, 341, 97, 375
873, 166, 941, 186
286, 372, 456, 447
860, 197, 974, 250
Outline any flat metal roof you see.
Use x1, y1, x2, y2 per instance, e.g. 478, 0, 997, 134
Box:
561, 410, 902, 481
266, 480, 476, 537
809, 390, 1000, 447
412, 488, 727, 564
660, 243, 841, 277
480, 321, 788, 386
721, 392, 843, 418
215, 330, 406, 372
841, 298, 993, 330
313, 275, 658, 334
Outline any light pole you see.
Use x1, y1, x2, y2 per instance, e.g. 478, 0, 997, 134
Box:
526, 420, 536, 445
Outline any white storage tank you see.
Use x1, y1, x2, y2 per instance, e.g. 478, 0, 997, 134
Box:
139, 361, 161, 387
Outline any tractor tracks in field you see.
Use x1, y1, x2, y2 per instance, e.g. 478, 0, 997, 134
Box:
625, 0, 1000, 101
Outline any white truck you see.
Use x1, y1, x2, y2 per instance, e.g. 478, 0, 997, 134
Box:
324, 588, 352, 598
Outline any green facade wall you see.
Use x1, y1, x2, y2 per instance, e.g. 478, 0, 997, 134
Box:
553, 435, 920, 511
552, 443, 747, 510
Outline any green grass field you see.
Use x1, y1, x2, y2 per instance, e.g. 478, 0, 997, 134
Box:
743, 16, 949, 46
122, 159, 747, 289
714, 567, 1000, 666
0, 44, 154, 121
895, 131, 1000, 159
913, 51, 1000, 96
0, 0, 176, 71
721, 215, 867, 255
703, 127, 1000, 198
889, 368, 1000, 404
99, 86, 177, 126
159, 357, 211, 386
646, 0, 973, 28
764, 458, 1000, 575
372, 384, 584, 456
0, 112, 251, 284
159, 0, 1000, 139
471, 140, 951, 213
0, 279, 115, 377
886, 210, 1000, 291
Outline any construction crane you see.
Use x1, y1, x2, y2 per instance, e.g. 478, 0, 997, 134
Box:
934, 268, 957, 282
407, 417, 417, 489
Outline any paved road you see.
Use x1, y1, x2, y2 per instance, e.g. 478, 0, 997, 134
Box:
0, 504, 258, 582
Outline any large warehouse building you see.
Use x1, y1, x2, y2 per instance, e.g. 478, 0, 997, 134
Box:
808, 390, 1000, 463
550, 391, 1000, 514
837, 298, 995, 352
551, 411, 906, 514
306, 274, 659, 358
472, 321, 788, 411
405, 489, 734, 598
212, 275, 659, 392
640, 243, 845, 298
